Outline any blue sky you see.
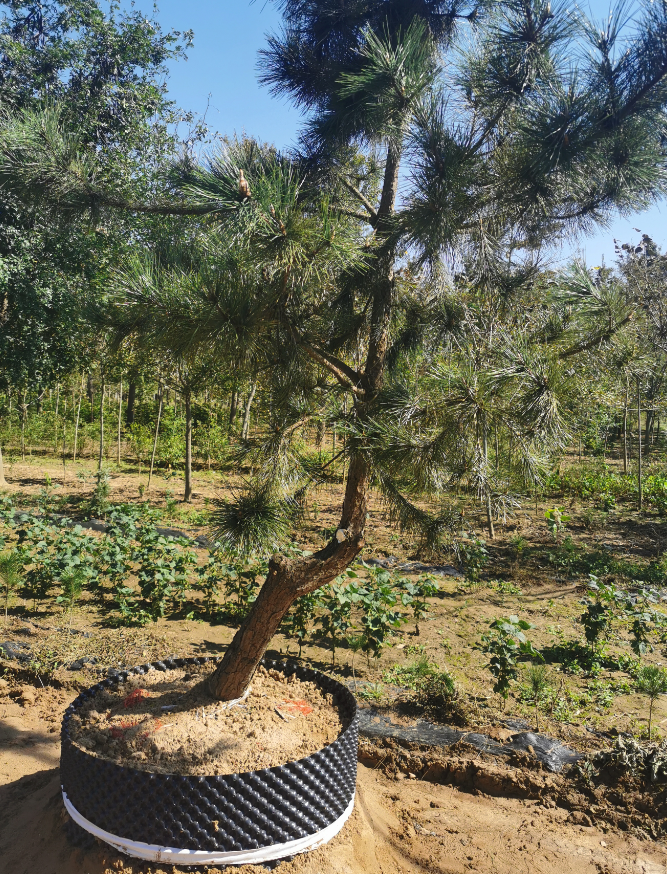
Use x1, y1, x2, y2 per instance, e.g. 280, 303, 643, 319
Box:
152, 0, 665, 268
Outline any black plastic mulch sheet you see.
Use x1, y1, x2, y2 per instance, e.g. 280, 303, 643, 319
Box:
358, 708, 580, 773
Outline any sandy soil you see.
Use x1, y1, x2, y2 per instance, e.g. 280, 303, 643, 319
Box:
1, 684, 666, 874
71, 664, 345, 775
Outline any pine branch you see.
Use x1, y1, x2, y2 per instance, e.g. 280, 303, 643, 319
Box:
559, 313, 634, 360
338, 176, 378, 223
288, 323, 365, 396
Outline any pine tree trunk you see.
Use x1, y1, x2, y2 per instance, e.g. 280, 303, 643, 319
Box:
147, 387, 163, 490
116, 381, 123, 466
62, 400, 67, 484
623, 376, 629, 474
126, 382, 137, 425
20, 391, 27, 461
208, 453, 368, 699
647, 408, 655, 447
53, 383, 60, 452
184, 388, 193, 503
98, 374, 105, 471
241, 381, 256, 440
482, 419, 494, 540
73, 374, 84, 462
637, 376, 642, 511
229, 389, 238, 431
0, 442, 7, 488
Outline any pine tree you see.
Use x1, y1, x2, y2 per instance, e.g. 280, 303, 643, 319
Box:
3, 0, 667, 699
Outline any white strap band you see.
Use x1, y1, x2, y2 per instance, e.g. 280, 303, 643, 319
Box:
62, 788, 355, 866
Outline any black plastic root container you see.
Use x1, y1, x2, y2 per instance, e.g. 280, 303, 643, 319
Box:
60, 657, 358, 867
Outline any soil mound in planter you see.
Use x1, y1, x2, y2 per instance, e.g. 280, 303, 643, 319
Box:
68, 663, 348, 775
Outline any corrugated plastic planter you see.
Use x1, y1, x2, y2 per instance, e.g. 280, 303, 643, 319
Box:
60, 657, 358, 866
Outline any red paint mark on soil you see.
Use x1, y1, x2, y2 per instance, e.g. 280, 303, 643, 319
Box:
143, 718, 164, 737
110, 719, 137, 739
123, 688, 150, 709
279, 699, 313, 716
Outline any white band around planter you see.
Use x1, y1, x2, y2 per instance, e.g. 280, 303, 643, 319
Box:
62, 788, 355, 865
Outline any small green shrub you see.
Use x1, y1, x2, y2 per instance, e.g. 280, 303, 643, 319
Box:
544, 507, 570, 541
523, 663, 551, 731
0, 549, 23, 624
635, 665, 667, 737
412, 668, 461, 722
481, 615, 542, 706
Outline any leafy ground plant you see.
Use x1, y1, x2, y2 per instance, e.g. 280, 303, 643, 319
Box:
579, 577, 619, 654
317, 572, 356, 666
412, 667, 461, 723
394, 573, 439, 635
282, 591, 320, 658
481, 616, 542, 708
383, 654, 435, 690
354, 567, 409, 664
545, 507, 570, 541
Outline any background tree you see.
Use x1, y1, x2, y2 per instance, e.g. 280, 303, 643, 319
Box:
0, 0, 201, 487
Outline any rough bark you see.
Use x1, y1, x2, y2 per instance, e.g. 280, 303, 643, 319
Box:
208, 452, 368, 699
0, 442, 7, 488
126, 382, 137, 426
184, 389, 193, 503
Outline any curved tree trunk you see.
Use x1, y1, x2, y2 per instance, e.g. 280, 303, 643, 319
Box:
208, 453, 368, 699
208, 144, 401, 702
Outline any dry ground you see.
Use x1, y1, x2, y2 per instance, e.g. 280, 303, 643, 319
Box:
2, 457, 667, 872
1, 680, 666, 874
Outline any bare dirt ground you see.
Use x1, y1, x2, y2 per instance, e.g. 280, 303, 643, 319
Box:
1, 675, 666, 874
3, 457, 667, 872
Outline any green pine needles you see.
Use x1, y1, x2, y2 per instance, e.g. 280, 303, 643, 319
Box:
635, 665, 667, 738
0, 549, 22, 625
4, 0, 667, 698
